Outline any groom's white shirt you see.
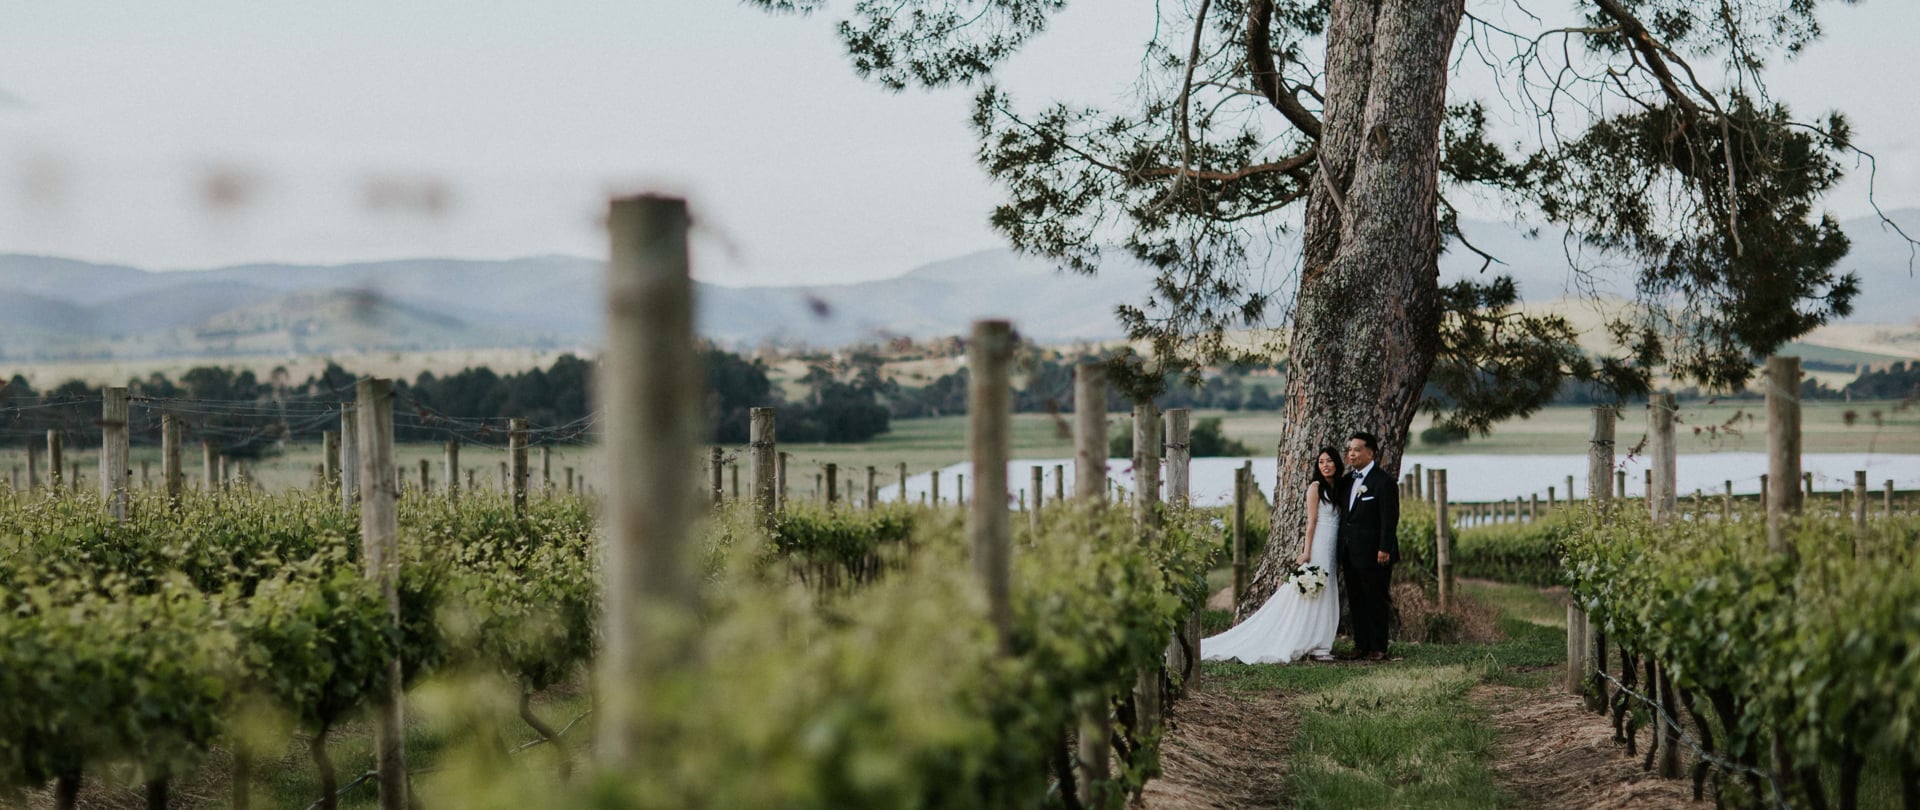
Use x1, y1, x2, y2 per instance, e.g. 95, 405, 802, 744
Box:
1347, 461, 1375, 509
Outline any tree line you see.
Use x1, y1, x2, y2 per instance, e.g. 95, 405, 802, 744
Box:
4, 348, 1914, 457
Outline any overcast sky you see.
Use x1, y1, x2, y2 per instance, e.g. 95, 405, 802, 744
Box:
3, 1, 1916, 287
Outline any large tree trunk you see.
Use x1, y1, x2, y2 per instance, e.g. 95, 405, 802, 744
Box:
1245, 0, 1460, 615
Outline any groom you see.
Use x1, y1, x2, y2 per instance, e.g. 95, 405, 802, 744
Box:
1337, 432, 1399, 661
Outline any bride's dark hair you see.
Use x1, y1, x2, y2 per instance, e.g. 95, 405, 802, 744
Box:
1309, 446, 1346, 508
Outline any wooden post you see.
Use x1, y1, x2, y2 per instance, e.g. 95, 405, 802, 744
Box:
825, 463, 839, 507
355, 379, 406, 810
730, 462, 740, 501
139, 459, 149, 490
1132, 403, 1160, 529
1650, 392, 1677, 525
967, 319, 1014, 652
1644, 468, 1654, 517
1529, 493, 1539, 522
708, 446, 724, 506
930, 470, 940, 505
1231, 466, 1248, 605
896, 461, 907, 504
1076, 692, 1110, 807
47, 430, 63, 491
202, 441, 218, 493
779, 452, 791, 510
541, 446, 553, 496
1074, 362, 1107, 502
596, 194, 701, 768
957, 473, 965, 507
418, 458, 430, 493
750, 408, 776, 522
1760, 474, 1770, 506
1029, 465, 1044, 536
564, 467, 573, 495
1548, 486, 1557, 510
1579, 406, 1614, 700
510, 418, 530, 517
1723, 480, 1733, 521
1436, 470, 1452, 611
1566, 474, 1576, 503
1888, 480, 1897, 517
467, 467, 476, 492
1615, 469, 1626, 501
323, 430, 341, 490
161, 414, 183, 507
1164, 408, 1190, 508
1411, 463, 1423, 502
444, 441, 461, 502
1803, 471, 1815, 505
100, 387, 130, 520
341, 406, 359, 509
1766, 357, 1802, 554
1054, 464, 1065, 502
25, 442, 38, 491
498, 460, 509, 493
865, 466, 877, 511
1854, 470, 1868, 537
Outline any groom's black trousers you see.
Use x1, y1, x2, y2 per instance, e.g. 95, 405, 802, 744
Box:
1342, 558, 1393, 653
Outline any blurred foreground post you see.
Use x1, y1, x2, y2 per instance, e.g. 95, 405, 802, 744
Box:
355, 378, 406, 810
967, 320, 1014, 652
597, 195, 701, 768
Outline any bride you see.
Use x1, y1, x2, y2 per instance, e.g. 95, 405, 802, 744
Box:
1200, 447, 1344, 664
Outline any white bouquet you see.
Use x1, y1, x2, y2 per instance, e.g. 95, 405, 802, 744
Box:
1288, 564, 1329, 598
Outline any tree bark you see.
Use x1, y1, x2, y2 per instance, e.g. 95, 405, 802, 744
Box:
1250, 0, 1462, 613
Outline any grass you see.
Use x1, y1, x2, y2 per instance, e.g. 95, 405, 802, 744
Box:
241, 685, 591, 809
1200, 580, 1569, 808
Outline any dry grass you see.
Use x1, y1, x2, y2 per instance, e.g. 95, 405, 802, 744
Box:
1475, 684, 1699, 809
1389, 582, 1503, 646
1140, 683, 1296, 809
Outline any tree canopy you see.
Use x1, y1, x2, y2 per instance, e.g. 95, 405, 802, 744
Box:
755, 0, 1906, 430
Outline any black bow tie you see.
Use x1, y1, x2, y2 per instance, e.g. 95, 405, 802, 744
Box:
1351, 471, 1365, 479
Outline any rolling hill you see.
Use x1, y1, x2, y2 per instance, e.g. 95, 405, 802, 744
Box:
0, 211, 1914, 364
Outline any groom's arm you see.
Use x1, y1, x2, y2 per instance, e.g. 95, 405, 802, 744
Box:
1377, 474, 1400, 564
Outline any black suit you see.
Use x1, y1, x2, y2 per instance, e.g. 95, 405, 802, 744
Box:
1336, 465, 1399, 654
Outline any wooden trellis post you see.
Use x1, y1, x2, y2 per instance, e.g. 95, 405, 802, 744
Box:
100, 387, 130, 521
355, 379, 407, 810
596, 194, 701, 768
1074, 362, 1107, 502
1766, 357, 1802, 553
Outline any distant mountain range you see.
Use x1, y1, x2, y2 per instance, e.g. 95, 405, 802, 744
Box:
1, 211, 1915, 363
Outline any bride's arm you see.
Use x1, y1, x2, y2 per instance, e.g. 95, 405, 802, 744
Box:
1298, 483, 1318, 566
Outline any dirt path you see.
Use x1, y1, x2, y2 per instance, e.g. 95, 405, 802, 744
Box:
1139, 683, 1295, 809
1476, 683, 1700, 808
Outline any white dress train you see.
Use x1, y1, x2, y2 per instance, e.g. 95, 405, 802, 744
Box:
1200, 494, 1341, 664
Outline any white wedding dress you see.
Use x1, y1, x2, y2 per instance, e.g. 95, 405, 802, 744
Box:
1201, 494, 1341, 664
